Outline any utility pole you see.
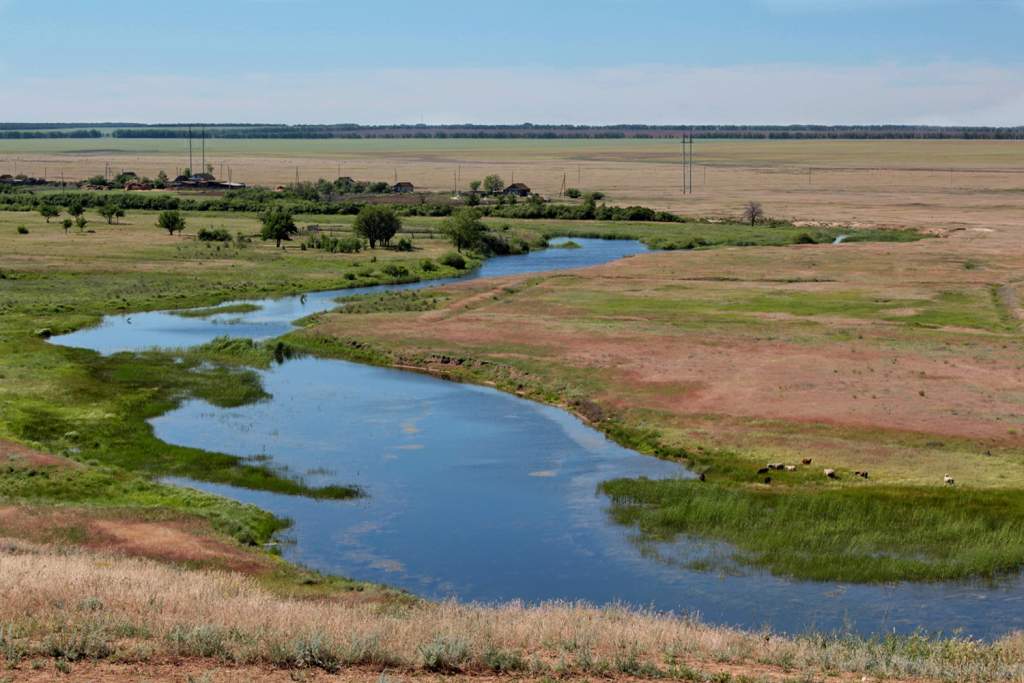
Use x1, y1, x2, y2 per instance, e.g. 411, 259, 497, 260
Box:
689, 134, 694, 194
188, 127, 193, 176
201, 127, 206, 174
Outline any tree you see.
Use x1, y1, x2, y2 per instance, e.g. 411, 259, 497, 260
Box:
61, 218, 72, 234
67, 201, 85, 219
353, 205, 400, 249
114, 207, 125, 224
39, 205, 60, 223
155, 170, 169, 189
469, 180, 482, 192
75, 216, 88, 232
741, 201, 764, 226
441, 208, 486, 253
482, 174, 504, 194
259, 205, 298, 248
157, 210, 186, 235
98, 203, 119, 224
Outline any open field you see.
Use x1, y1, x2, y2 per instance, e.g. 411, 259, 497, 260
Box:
1, 150, 1022, 675
2, 537, 1023, 682
3, 137, 1024, 232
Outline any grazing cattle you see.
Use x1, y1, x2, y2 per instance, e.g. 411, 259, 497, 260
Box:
824, 468, 837, 479
763, 477, 772, 485
769, 463, 785, 470
784, 465, 797, 472
757, 467, 770, 474
855, 470, 869, 479
944, 474, 955, 486
802, 458, 812, 465
698, 472, 706, 482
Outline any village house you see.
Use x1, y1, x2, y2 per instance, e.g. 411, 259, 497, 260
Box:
503, 182, 531, 197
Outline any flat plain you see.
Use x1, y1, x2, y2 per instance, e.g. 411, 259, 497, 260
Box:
3, 137, 1024, 231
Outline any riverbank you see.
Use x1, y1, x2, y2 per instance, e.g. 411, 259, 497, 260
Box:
295, 226, 1024, 584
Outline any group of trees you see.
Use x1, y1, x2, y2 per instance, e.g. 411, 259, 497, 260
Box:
42, 200, 124, 226
39, 202, 90, 233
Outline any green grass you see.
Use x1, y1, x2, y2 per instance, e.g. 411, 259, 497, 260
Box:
172, 303, 262, 318
600, 478, 1024, 582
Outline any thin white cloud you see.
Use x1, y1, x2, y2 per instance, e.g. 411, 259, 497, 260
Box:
1, 62, 1021, 125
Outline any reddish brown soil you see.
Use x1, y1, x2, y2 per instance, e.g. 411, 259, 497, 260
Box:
0, 505, 271, 574
0, 439, 76, 468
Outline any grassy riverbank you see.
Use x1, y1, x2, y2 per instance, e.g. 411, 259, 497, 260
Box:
1, 209, 843, 538
298, 224, 1024, 583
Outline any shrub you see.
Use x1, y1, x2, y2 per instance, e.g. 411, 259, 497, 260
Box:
440, 252, 466, 269
157, 210, 185, 235
420, 258, 438, 272
419, 636, 469, 672
197, 227, 232, 242
304, 234, 362, 253
16, 225, 28, 234
565, 187, 582, 198
795, 232, 817, 244
395, 237, 413, 251
381, 264, 409, 277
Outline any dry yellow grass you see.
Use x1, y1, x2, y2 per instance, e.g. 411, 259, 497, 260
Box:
1, 538, 1022, 682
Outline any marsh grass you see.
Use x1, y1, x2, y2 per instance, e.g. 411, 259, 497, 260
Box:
336, 290, 446, 315
600, 479, 1024, 582
0, 542, 1021, 681
172, 303, 262, 318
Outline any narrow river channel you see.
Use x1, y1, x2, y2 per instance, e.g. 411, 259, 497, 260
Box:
52, 238, 1024, 639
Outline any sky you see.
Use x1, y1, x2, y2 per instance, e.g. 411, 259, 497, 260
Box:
0, 0, 1022, 125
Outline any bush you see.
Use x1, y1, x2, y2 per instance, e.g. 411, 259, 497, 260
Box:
196, 227, 232, 242
419, 636, 469, 673
565, 187, 582, 198
381, 263, 409, 277
395, 237, 413, 251
420, 258, 438, 272
304, 234, 362, 253
16, 225, 28, 234
795, 232, 817, 244
439, 252, 466, 269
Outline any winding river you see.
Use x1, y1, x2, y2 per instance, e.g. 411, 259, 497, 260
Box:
52, 238, 1024, 639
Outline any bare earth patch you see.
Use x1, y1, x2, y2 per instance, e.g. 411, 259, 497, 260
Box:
0, 505, 271, 574
0, 438, 76, 468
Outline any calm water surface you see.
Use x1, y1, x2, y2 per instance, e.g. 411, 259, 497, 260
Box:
52, 238, 1024, 639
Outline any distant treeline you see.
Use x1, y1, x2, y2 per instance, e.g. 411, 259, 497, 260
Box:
3, 123, 1024, 140
0, 186, 684, 223
0, 129, 102, 139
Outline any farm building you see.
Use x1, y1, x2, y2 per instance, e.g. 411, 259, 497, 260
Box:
503, 182, 531, 197
392, 181, 415, 193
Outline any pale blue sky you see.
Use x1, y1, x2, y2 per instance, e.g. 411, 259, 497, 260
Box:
1, 0, 1021, 124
